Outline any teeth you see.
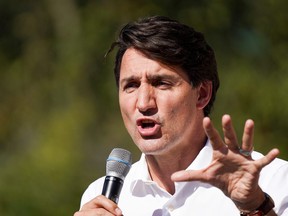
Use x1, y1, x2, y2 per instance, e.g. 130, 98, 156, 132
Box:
142, 120, 154, 123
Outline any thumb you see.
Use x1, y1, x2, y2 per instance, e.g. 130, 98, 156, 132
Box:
171, 170, 204, 182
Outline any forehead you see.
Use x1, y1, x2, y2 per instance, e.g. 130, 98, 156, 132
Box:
120, 48, 189, 81
121, 49, 160, 74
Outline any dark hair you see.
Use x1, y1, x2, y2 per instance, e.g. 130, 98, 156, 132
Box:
108, 15, 219, 116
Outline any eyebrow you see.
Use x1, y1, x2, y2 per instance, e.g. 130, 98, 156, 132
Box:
120, 75, 139, 87
147, 74, 180, 81
120, 73, 180, 85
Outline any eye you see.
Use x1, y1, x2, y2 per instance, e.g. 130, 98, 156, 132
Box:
123, 81, 140, 93
153, 79, 172, 89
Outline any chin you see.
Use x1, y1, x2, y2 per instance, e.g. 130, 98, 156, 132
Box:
137, 141, 169, 156
132, 132, 169, 154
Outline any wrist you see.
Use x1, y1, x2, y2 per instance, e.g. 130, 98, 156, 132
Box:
239, 192, 275, 216
235, 188, 266, 212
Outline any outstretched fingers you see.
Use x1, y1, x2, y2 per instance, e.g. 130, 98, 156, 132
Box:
241, 119, 254, 153
171, 169, 204, 182
221, 115, 255, 156
256, 148, 280, 169
203, 117, 224, 151
222, 115, 239, 151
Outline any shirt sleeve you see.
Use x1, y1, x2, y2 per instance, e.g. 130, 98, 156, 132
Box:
79, 177, 105, 209
265, 162, 288, 215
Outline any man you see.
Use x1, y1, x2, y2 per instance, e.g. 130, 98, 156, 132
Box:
75, 16, 288, 216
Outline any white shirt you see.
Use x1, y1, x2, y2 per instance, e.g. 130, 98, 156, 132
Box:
80, 141, 288, 215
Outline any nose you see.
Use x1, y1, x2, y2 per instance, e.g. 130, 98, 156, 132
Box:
136, 84, 157, 113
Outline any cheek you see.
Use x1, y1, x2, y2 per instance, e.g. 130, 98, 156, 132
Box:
119, 97, 135, 127
163, 92, 196, 114
119, 103, 130, 121
171, 102, 193, 121
163, 97, 197, 131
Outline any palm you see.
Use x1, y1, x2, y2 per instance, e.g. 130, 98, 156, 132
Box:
172, 115, 279, 210
203, 145, 260, 201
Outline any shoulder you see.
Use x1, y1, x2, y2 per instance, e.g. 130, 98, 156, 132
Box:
80, 176, 105, 208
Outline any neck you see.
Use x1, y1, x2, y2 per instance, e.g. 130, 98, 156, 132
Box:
145, 136, 207, 195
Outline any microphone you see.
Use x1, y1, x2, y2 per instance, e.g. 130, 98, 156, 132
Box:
101, 148, 132, 204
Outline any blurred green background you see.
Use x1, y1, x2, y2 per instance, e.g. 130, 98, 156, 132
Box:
0, 0, 287, 215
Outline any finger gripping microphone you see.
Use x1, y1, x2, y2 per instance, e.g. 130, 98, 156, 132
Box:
101, 148, 132, 204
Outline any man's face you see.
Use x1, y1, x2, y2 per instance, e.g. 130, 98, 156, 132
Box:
118, 48, 207, 156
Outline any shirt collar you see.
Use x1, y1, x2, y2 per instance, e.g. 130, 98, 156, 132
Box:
129, 139, 213, 193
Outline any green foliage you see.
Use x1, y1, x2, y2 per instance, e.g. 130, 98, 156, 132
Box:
0, 0, 287, 215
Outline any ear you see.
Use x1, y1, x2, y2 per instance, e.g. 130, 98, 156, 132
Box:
196, 81, 212, 110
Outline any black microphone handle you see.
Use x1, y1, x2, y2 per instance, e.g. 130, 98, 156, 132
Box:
101, 176, 124, 204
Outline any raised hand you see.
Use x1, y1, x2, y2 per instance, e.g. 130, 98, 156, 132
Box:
171, 114, 279, 212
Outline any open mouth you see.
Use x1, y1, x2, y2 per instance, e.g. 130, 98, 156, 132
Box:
136, 118, 160, 136
141, 120, 156, 129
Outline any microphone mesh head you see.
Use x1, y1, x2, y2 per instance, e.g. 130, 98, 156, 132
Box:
106, 148, 132, 180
